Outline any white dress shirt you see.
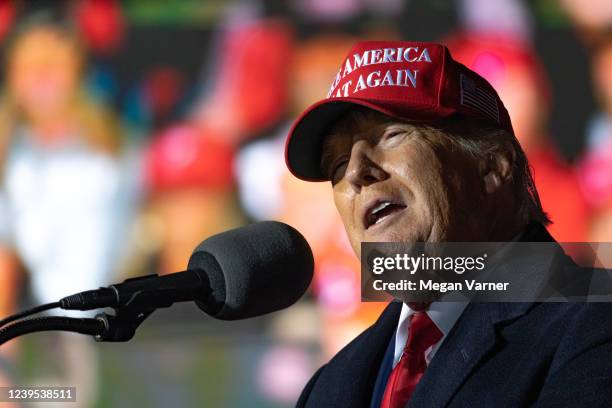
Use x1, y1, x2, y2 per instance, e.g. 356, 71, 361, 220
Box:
392, 301, 468, 367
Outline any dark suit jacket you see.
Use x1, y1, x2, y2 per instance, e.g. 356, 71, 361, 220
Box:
297, 226, 612, 407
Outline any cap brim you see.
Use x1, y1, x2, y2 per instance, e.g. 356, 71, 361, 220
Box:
285, 98, 412, 181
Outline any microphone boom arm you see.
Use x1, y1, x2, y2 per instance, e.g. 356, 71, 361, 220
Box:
0, 316, 105, 345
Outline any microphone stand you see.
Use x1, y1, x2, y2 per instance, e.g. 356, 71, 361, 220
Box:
0, 304, 157, 345
0, 316, 106, 345
0, 282, 198, 344
0, 269, 212, 345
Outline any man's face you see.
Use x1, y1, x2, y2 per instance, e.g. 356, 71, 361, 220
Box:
321, 110, 484, 256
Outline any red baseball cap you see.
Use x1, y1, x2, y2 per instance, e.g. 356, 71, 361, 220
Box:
285, 40, 513, 181
144, 124, 235, 193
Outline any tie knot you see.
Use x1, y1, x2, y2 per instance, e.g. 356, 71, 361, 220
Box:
405, 312, 443, 354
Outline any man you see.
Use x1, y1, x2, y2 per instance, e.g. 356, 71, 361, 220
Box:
284, 41, 612, 407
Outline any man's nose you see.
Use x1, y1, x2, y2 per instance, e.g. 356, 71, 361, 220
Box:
344, 140, 387, 192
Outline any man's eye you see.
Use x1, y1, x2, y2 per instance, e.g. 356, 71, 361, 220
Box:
383, 129, 405, 140
330, 160, 348, 184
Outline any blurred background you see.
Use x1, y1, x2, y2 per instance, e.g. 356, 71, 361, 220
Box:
0, 0, 611, 406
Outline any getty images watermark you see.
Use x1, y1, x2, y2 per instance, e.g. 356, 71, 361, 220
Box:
361, 242, 612, 303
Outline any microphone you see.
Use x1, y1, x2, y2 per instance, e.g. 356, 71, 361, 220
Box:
59, 221, 314, 320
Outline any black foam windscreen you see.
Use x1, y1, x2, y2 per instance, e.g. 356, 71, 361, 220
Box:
187, 221, 314, 320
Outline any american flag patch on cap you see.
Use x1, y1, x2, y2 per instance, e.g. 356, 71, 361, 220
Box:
460, 74, 500, 124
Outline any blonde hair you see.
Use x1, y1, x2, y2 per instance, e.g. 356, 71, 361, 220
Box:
422, 116, 550, 226
0, 14, 121, 175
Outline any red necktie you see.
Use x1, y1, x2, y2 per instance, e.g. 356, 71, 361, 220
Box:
380, 312, 443, 408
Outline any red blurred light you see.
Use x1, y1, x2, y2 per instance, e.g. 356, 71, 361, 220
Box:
75, 0, 124, 53
0, 0, 15, 44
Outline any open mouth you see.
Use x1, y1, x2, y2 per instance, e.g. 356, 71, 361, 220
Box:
363, 199, 407, 229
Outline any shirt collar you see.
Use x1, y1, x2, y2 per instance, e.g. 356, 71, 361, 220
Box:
393, 301, 468, 366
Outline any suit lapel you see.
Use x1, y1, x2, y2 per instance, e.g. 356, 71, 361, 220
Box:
407, 224, 555, 407
331, 301, 402, 407
407, 302, 497, 408
408, 302, 534, 408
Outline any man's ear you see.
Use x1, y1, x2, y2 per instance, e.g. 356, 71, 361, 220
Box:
482, 149, 514, 194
